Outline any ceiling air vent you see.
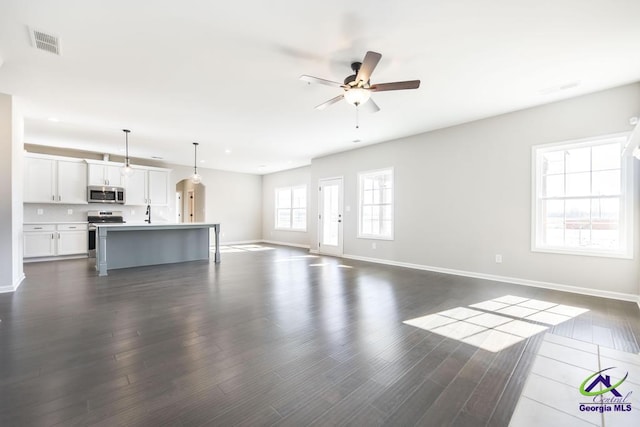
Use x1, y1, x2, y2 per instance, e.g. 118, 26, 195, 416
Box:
29, 28, 60, 55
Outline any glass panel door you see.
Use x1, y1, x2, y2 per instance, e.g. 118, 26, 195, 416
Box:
318, 177, 343, 256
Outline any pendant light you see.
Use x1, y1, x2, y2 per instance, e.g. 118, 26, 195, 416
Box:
191, 142, 202, 184
121, 129, 134, 177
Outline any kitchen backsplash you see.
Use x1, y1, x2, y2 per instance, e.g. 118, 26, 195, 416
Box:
23, 204, 173, 223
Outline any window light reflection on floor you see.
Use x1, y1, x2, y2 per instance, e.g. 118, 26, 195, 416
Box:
217, 244, 276, 253
403, 295, 589, 352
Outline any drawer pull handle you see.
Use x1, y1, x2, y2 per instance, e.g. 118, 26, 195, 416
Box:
34, 227, 43, 230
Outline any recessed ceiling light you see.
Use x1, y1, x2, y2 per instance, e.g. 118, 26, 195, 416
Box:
353, 139, 361, 143
225, 149, 231, 154
151, 156, 163, 160
48, 117, 59, 122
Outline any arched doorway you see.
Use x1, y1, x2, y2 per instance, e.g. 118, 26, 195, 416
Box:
175, 179, 206, 223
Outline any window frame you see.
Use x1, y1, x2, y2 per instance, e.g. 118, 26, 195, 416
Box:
531, 133, 633, 259
274, 185, 307, 232
358, 167, 394, 240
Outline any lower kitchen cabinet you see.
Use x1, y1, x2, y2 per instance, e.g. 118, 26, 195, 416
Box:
23, 224, 56, 257
24, 223, 88, 258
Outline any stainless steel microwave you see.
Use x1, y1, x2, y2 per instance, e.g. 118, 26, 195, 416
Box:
87, 186, 126, 204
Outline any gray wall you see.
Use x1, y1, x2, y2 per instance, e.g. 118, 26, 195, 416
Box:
261, 166, 311, 247
0, 93, 24, 292
309, 83, 640, 297
168, 164, 262, 243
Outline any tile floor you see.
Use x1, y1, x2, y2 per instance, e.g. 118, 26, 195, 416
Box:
509, 333, 640, 426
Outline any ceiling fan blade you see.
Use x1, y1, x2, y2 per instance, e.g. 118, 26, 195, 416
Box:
315, 94, 344, 110
355, 51, 382, 84
370, 80, 421, 92
362, 98, 380, 113
300, 75, 345, 88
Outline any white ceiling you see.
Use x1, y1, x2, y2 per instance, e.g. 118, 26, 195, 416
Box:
1, 0, 639, 174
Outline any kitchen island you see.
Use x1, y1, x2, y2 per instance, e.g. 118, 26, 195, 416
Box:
95, 223, 220, 276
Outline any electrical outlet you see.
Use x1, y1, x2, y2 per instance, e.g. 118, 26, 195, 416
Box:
37, 209, 43, 215
495, 254, 503, 263
67, 209, 73, 215
372, 242, 377, 249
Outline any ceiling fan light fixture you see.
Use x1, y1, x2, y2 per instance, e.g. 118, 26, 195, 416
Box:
343, 88, 371, 106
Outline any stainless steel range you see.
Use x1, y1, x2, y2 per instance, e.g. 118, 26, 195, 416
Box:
87, 210, 125, 258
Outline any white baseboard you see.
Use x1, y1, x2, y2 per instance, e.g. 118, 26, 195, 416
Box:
342, 253, 640, 304
261, 240, 310, 249
309, 249, 319, 254
0, 273, 25, 293
217, 240, 262, 246
24, 254, 88, 263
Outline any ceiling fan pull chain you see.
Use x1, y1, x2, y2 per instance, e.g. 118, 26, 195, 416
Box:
355, 103, 360, 129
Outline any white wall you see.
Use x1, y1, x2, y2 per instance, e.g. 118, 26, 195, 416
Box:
0, 92, 24, 292
310, 83, 640, 298
261, 166, 311, 247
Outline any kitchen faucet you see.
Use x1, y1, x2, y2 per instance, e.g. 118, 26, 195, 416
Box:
145, 204, 151, 224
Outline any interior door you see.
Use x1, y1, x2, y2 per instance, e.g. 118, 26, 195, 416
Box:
318, 177, 343, 256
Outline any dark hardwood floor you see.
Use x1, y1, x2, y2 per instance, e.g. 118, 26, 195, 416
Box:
0, 245, 638, 426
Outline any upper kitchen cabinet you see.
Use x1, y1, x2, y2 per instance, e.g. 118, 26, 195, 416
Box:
24, 154, 87, 204
123, 166, 170, 206
86, 160, 124, 187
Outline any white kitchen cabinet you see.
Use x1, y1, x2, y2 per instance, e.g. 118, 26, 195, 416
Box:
123, 168, 147, 205
23, 225, 56, 258
123, 167, 170, 206
57, 225, 88, 255
24, 157, 55, 203
148, 170, 169, 206
57, 160, 88, 203
24, 223, 88, 258
87, 162, 123, 187
24, 155, 87, 204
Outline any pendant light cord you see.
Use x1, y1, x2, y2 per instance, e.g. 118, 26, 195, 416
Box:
193, 142, 199, 175
123, 129, 131, 167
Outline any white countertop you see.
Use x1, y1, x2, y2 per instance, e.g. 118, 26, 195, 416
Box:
95, 222, 219, 230
24, 221, 88, 225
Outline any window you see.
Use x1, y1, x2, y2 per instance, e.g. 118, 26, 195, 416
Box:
358, 168, 394, 239
275, 186, 307, 231
532, 134, 632, 258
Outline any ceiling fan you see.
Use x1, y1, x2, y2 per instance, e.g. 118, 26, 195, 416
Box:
300, 51, 420, 113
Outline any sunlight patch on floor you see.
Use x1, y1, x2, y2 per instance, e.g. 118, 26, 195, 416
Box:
404, 295, 588, 352
217, 244, 275, 253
